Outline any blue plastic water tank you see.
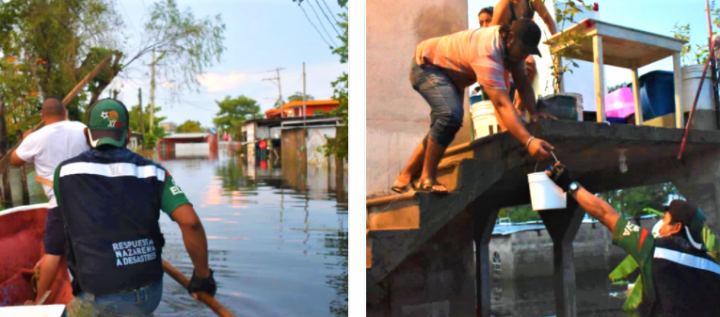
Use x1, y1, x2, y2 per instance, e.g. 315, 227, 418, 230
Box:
639, 70, 676, 121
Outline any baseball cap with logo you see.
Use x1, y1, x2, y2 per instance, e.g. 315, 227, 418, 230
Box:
667, 199, 707, 250
86, 99, 130, 148
510, 18, 543, 58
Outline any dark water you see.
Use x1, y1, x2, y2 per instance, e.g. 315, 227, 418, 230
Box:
490, 270, 639, 317
82, 145, 346, 317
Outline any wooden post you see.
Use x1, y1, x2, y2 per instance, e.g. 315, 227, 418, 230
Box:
0, 97, 12, 208
593, 35, 607, 123
538, 199, 585, 317
470, 201, 499, 317
631, 66, 643, 125
19, 165, 29, 205
138, 88, 145, 150
673, 52, 685, 128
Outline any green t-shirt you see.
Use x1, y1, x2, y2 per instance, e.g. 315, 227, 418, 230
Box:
612, 217, 657, 303
161, 172, 191, 216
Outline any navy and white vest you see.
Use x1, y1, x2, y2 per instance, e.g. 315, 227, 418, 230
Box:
56, 148, 166, 295
650, 236, 720, 317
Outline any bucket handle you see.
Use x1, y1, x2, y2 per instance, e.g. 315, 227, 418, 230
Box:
534, 151, 559, 172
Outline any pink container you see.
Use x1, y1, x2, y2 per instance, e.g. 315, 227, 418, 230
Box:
605, 87, 635, 119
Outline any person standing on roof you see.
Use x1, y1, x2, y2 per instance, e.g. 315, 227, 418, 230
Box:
51, 99, 216, 316
391, 18, 556, 194
546, 162, 720, 316
9, 97, 90, 304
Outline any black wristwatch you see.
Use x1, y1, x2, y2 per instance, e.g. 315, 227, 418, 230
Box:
568, 181, 581, 195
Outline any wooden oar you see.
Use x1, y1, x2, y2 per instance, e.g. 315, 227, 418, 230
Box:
0, 54, 113, 175
162, 259, 237, 317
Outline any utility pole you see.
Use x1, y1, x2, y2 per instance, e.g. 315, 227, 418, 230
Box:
138, 88, 146, 150
149, 49, 156, 129
302, 62, 306, 127
263, 67, 285, 113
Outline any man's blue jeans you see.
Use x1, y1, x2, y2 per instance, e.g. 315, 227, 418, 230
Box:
409, 61, 464, 147
65, 279, 163, 317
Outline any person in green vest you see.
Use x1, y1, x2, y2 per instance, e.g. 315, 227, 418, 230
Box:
546, 162, 720, 316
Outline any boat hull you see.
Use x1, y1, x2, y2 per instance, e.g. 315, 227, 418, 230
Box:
0, 204, 73, 306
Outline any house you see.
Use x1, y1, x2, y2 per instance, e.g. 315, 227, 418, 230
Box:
159, 122, 176, 133
156, 132, 218, 160
279, 99, 339, 118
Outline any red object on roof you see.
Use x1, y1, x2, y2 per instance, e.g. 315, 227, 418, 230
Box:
265, 108, 282, 119
280, 99, 339, 118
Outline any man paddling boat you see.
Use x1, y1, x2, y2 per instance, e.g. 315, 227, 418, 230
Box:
51, 99, 215, 316
9, 97, 89, 305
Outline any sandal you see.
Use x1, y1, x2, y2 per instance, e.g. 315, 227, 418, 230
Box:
413, 178, 449, 194
391, 173, 418, 194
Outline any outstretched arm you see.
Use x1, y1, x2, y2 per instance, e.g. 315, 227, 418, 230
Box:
546, 163, 621, 233
171, 204, 210, 278
485, 87, 554, 161
572, 188, 621, 233
533, 0, 558, 35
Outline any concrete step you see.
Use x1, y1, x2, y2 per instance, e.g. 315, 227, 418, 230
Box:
366, 158, 505, 287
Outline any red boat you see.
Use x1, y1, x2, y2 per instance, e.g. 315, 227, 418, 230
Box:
0, 204, 73, 307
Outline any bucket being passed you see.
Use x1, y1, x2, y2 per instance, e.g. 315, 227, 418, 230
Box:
527, 172, 567, 211
471, 100, 500, 139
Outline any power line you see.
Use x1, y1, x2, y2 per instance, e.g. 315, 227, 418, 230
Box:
320, 0, 340, 25
305, 0, 337, 46
119, 1, 138, 35
297, 2, 333, 48
314, 0, 341, 37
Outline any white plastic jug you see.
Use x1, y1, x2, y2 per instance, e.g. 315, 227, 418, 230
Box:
527, 172, 567, 211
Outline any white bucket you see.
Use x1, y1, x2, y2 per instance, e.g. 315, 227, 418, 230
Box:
527, 172, 567, 211
682, 65, 714, 112
471, 100, 500, 139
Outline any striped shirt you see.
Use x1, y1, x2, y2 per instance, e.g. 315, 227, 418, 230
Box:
414, 26, 509, 90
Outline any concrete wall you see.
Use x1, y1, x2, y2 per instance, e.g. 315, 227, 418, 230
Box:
306, 127, 336, 167
366, 0, 470, 198
367, 211, 476, 317
488, 218, 657, 280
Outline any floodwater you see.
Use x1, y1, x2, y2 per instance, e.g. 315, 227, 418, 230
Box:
154, 146, 348, 317
490, 270, 638, 317
16, 145, 348, 317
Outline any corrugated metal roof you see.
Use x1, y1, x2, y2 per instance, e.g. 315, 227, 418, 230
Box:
161, 133, 210, 139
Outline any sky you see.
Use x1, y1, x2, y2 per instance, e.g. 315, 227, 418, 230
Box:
108, 0, 347, 128
468, 0, 715, 88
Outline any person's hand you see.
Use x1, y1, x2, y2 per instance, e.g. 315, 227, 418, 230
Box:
23, 300, 34, 306
527, 138, 554, 161
544, 162, 574, 192
187, 268, 217, 299
531, 113, 558, 122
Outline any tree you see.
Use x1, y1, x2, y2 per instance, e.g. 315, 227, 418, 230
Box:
212, 95, 262, 140
0, 0, 225, 123
176, 120, 203, 133
129, 104, 166, 150
288, 91, 314, 102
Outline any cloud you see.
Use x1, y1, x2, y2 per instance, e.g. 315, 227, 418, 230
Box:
197, 72, 247, 92
161, 81, 174, 88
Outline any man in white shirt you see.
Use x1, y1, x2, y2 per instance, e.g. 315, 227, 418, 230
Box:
9, 97, 89, 303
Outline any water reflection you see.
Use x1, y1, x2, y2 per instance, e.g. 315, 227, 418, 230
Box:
155, 144, 348, 317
